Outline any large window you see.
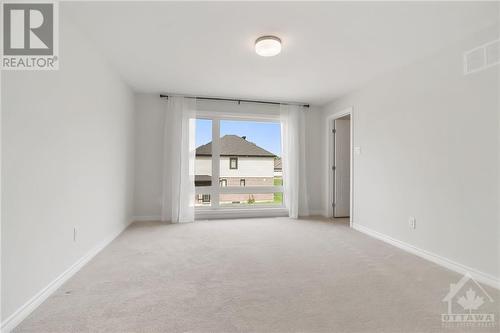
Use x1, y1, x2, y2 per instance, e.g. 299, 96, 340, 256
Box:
195, 117, 283, 209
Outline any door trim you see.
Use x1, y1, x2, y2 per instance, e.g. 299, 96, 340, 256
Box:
326, 107, 354, 227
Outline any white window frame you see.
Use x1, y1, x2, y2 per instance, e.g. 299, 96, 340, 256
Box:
195, 112, 284, 215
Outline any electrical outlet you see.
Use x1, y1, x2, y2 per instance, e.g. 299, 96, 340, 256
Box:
73, 227, 77, 242
409, 217, 416, 229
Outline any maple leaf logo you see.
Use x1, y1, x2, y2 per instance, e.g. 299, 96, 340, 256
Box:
457, 288, 484, 314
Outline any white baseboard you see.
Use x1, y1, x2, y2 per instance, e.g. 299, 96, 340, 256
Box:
1, 220, 131, 333
132, 215, 161, 222
352, 223, 500, 290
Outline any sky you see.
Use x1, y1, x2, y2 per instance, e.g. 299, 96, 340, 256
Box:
196, 119, 282, 156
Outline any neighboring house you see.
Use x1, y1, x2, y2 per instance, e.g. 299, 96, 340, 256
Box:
274, 157, 282, 177
195, 135, 276, 204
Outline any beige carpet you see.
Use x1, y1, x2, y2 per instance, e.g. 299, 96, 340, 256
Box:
15, 217, 499, 332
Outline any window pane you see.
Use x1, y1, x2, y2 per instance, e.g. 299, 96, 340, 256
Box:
219, 192, 283, 206
195, 119, 212, 187
219, 120, 282, 188
195, 194, 212, 207
229, 157, 238, 169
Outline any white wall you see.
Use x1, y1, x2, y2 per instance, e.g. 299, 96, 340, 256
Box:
304, 107, 325, 215
321, 25, 499, 281
1, 12, 135, 323
133, 94, 164, 218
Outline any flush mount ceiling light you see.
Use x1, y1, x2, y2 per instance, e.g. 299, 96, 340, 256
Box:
255, 36, 282, 57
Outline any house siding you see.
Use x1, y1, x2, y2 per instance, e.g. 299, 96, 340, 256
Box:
220, 177, 274, 187
195, 156, 275, 178
195, 156, 277, 204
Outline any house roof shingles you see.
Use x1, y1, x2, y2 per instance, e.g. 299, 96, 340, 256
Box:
196, 135, 276, 157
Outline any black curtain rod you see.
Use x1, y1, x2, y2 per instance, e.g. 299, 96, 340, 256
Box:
159, 94, 310, 108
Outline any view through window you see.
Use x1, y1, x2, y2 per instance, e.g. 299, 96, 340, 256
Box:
195, 118, 283, 208
194, 119, 212, 207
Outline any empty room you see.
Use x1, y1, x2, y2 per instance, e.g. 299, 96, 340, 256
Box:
1, 1, 499, 332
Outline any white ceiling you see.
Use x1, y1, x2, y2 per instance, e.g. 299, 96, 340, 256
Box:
64, 1, 499, 105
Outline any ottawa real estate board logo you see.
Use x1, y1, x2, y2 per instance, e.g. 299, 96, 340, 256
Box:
1, 1, 58, 70
441, 273, 496, 329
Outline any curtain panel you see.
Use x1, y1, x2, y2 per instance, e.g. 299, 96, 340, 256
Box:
280, 104, 310, 218
161, 96, 197, 223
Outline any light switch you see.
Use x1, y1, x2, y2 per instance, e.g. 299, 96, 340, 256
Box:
354, 146, 361, 155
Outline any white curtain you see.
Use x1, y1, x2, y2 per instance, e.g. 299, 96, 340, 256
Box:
280, 104, 310, 218
161, 96, 197, 223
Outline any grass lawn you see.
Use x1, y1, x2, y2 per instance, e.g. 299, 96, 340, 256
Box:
274, 177, 283, 204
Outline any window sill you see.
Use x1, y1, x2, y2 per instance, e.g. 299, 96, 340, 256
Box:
195, 206, 288, 220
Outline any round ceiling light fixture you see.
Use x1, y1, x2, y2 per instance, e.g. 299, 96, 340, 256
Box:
255, 35, 282, 57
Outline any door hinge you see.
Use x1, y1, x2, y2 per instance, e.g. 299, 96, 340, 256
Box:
332, 166, 336, 171
332, 129, 336, 134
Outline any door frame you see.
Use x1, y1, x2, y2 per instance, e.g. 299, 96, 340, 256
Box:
327, 107, 354, 226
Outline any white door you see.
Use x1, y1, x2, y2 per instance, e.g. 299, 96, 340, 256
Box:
334, 119, 350, 217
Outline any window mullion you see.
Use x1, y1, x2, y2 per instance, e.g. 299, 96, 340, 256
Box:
211, 119, 220, 209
